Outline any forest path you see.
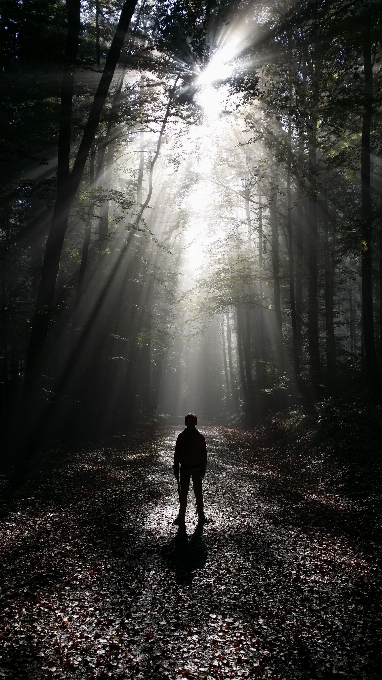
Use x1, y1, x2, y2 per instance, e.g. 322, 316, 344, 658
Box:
1, 424, 382, 680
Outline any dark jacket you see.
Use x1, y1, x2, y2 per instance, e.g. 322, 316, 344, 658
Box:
174, 428, 207, 474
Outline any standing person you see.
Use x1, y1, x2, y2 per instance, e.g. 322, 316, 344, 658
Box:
173, 413, 208, 526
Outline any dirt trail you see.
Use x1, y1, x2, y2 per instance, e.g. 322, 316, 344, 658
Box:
0, 425, 381, 679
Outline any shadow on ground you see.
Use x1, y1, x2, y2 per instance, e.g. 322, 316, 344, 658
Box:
161, 523, 208, 584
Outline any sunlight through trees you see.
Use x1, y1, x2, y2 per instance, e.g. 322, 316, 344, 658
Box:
1, 0, 382, 445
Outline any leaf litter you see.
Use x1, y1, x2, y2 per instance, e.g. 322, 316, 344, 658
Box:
1, 412, 382, 679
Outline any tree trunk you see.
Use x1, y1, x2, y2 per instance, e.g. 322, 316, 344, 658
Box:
75, 143, 96, 308
361, 5, 378, 383
221, 316, 230, 394
349, 287, 356, 360
379, 217, 382, 361
25, 0, 81, 385
25, 0, 139, 385
307, 149, 320, 384
44, 76, 174, 409
137, 128, 145, 206
98, 138, 115, 242
95, 0, 101, 67
323, 199, 336, 379
0, 204, 10, 406
244, 181, 252, 248
307, 54, 321, 385
137, 279, 153, 418
295, 193, 304, 363
97, 72, 126, 242
244, 307, 253, 393
237, 306, 248, 403
133, 77, 179, 230
270, 184, 284, 368
256, 182, 267, 385
226, 312, 235, 394
286, 124, 299, 378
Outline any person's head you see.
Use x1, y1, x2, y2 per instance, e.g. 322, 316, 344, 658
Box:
185, 412, 197, 429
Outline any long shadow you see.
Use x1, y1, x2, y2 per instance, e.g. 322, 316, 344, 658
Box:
160, 523, 208, 584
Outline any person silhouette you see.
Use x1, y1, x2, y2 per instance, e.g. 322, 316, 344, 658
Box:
173, 413, 208, 526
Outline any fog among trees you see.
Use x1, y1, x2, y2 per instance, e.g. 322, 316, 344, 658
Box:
1, 0, 382, 448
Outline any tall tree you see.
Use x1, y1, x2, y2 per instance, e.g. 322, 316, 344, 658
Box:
360, 0, 378, 383
25, 0, 140, 386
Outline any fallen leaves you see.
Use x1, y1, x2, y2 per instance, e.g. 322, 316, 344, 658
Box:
0, 421, 382, 678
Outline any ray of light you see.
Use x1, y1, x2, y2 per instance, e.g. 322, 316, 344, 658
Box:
195, 4, 259, 118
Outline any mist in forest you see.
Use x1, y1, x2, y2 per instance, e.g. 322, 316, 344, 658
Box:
1, 0, 381, 447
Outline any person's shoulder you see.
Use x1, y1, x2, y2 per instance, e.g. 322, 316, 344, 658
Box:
196, 429, 205, 440
177, 429, 187, 439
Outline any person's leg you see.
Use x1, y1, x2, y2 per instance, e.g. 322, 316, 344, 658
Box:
179, 467, 191, 520
192, 471, 204, 518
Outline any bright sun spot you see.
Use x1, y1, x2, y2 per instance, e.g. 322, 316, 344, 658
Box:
195, 28, 248, 117
196, 48, 236, 119
197, 47, 235, 87
196, 83, 230, 119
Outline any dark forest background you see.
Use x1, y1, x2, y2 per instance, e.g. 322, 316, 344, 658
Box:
1, 0, 382, 459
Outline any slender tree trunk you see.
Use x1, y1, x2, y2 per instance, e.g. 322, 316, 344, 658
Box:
349, 287, 355, 360
226, 312, 235, 392
137, 128, 145, 206
258, 183, 263, 278
221, 316, 230, 394
361, 4, 377, 382
256, 182, 267, 384
286, 122, 299, 378
95, 0, 101, 67
270, 184, 284, 367
243, 307, 253, 393
97, 72, 126, 242
0, 206, 10, 405
258, 183, 266, 359
134, 77, 179, 229
323, 204, 336, 379
75, 143, 96, 309
98, 137, 115, 242
76, 206, 93, 306
379, 218, 382, 361
244, 181, 252, 248
236, 303, 253, 411
307, 148, 320, 384
138, 279, 153, 417
307, 54, 321, 385
295, 195, 304, 361
237, 306, 248, 403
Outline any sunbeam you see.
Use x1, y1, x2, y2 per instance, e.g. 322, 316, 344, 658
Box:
2, 3, 382, 678
2, 0, 378, 440
195, 6, 259, 119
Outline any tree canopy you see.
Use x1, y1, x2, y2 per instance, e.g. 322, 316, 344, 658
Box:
1, 0, 382, 445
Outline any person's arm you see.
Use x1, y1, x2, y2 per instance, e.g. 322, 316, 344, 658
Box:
173, 435, 180, 478
200, 434, 207, 477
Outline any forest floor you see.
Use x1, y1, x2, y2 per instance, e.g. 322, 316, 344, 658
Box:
1, 402, 382, 680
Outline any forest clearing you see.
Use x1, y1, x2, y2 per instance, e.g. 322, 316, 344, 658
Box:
1, 404, 382, 680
